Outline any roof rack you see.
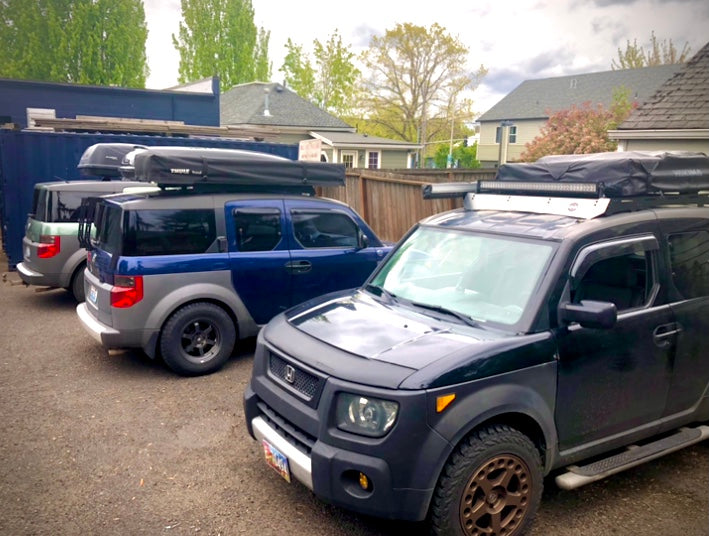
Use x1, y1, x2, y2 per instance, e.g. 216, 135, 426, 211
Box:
422, 151, 709, 219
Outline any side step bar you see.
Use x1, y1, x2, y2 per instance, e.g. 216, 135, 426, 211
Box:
555, 425, 709, 490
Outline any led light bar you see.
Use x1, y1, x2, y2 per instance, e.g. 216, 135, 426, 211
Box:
422, 182, 478, 199
478, 180, 600, 196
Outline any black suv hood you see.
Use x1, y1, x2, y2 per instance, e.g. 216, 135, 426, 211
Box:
288, 290, 492, 367
270, 290, 552, 389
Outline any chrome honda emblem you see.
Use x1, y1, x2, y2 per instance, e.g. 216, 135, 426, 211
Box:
284, 364, 296, 384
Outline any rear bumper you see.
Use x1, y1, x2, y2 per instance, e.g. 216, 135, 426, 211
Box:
16, 262, 60, 287
76, 302, 145, 349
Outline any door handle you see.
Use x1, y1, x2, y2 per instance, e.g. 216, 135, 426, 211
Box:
653, 323, 682, 347
285, 260, 312, 274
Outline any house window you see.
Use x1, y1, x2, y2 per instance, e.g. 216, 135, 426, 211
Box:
367, 151, 380, 169
341, 151, 357, 169
495, 125, 517, 144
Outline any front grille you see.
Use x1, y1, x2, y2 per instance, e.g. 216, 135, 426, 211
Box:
257, 401, 316, 455
269, 352, 320, 400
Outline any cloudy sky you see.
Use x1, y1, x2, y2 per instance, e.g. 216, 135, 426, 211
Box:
143, 0, 709, 117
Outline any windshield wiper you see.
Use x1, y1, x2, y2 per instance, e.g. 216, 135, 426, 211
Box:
364, 283, 398, 304
405, 300, 480, 328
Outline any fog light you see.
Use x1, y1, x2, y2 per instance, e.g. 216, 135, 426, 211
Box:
359, 472, 371, 491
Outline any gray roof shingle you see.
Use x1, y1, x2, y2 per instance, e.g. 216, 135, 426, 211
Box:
220, 82, 353, 130
311, 130, 420, 148
478, 64, 682, 122
619, 41, 709, 130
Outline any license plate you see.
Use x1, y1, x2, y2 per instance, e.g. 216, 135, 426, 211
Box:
88, 285, 98, 305
262, 439, 291, 483
24, 245, 30, 259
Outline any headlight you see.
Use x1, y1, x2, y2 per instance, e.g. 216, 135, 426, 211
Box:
335, 393, 399, 438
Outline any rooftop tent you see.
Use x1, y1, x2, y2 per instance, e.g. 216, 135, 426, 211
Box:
78, 143, 148, 178
132, 146, 346, 188
496, 151, 709, 196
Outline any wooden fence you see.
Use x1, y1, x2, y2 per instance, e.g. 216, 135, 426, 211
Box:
317, 168, 497, 243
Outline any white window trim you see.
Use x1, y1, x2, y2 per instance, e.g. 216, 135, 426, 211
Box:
341, 150, 358, 169
367, 150, 381, 169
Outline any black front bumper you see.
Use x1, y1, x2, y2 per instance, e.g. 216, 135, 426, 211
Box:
243, 381, 448, 522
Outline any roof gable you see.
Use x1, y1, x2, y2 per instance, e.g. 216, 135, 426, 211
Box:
478, 64, 681, 122
220, 82, 353, 130
619, 41, 709, 130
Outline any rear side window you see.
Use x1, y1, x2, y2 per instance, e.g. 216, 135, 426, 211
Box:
32, 187, 47, 220
668, 231, 709, 299
50, 191, 95, 222
95, 203, 123, 255
123, 209, 217, 256
32, 189, 93, 223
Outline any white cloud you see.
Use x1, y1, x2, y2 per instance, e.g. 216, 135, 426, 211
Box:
143, 0, 709, 116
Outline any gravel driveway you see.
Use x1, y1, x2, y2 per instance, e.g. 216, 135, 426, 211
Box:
1, 266, 707, 536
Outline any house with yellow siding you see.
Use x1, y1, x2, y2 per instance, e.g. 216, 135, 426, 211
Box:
477, 64, 681, 167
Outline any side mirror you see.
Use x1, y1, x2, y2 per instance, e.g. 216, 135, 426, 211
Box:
357, 231, 369, 250
559, 300, 617, 330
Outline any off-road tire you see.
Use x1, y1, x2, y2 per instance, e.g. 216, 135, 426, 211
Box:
70, 264, 86, 302
160, 302, 236, 376
430, 424, 543, 536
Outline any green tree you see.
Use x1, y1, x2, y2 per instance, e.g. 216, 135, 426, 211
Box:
358, 22, 486, 155
520, 88, 637, 161
280, 30, 360, 117
280, 38, 316, 101
0, 0, 148, 87
433, 141, 480, 169
173, 0, 271, 92
612, 31, 691, 69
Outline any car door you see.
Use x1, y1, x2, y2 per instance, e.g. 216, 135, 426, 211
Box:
226, 200, 292, 325
285, 200, 386, 306
554, 231, 675, 451
658, 218, 709, 417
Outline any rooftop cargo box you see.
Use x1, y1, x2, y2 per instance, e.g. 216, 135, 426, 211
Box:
78, 143, 148, 178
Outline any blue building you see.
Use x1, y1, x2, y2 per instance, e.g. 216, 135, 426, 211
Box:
0, 76, 303, 269
0, 76, 221, 129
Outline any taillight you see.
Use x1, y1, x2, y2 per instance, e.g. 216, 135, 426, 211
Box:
38, 235, 60, 258
111, 275, 143, 308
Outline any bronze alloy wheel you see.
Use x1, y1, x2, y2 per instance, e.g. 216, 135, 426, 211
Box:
429, 425, 542, 536
458, 453, 532, 535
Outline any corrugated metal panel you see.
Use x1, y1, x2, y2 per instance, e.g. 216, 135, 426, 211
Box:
0, 131, 297, 268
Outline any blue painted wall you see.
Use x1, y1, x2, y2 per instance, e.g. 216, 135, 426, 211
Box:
0, 77, 221, 128
0, 130, 298, 268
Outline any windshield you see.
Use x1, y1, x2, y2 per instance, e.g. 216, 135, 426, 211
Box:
369, 226, 554, 326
